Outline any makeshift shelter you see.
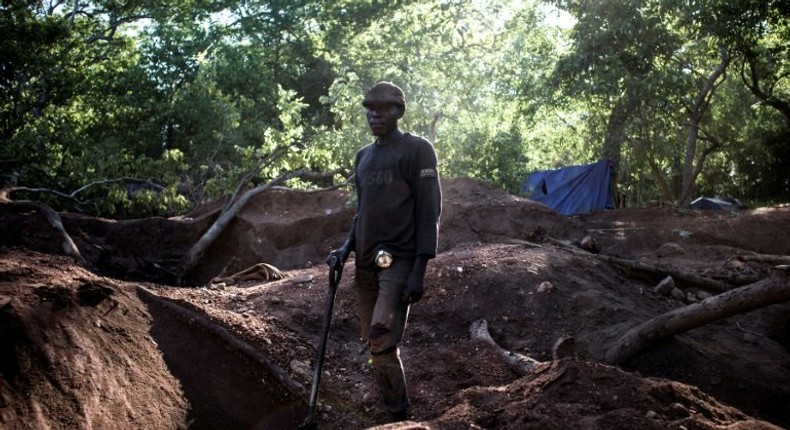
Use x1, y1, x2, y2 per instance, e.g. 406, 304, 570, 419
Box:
522, 159, 615, 216
690, 196, 739, 211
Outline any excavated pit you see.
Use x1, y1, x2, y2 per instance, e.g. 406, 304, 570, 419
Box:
138, 288, 308, 430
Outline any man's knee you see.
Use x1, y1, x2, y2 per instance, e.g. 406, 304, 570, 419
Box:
369, 322, 397, 355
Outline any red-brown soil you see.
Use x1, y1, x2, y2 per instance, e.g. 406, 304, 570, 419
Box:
1, 177, 789, 430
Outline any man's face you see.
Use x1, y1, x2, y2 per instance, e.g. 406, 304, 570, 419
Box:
365, 103, 403, 136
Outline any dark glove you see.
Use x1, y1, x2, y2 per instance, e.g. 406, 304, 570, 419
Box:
402, 256, 429, 304
326, 243, 351, 271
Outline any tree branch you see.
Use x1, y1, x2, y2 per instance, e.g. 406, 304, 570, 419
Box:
601, 274, 790, 364
11, 177, 165, 205
546, 237, 735, 293
177, 170, 336, 284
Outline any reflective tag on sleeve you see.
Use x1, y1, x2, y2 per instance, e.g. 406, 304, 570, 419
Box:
420, 168, 437, 178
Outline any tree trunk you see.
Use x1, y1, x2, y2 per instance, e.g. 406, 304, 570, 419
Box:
602, 275, 790, 365
678, 46, 730, 206
602, 95, 631, 173
648, 159, 674, 203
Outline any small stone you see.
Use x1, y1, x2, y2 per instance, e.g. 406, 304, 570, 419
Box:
552, 335, 575, 360
696, 291, 713, 300
293, 275, 314, 284
290, 360, 312, 379
657, 242, 686, 257
670, 288, 686, 301
653, 276, 675, 295
580, 235, 600, 253
743, 332, 759, 344
537, 281, 554, 293
668, 402, 689, 419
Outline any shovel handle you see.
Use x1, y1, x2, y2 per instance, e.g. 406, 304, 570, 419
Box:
327, 256, 343, 288
302, 258, 343, 427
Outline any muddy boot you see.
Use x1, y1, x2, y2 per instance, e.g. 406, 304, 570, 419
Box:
371, 349, 410, 417
387, 408, 409, 423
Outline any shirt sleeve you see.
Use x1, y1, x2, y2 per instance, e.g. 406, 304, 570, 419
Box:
413, 140, 442, 258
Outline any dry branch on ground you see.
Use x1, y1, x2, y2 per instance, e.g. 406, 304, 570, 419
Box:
601, 273, 790, 364
546, 236, 736, 293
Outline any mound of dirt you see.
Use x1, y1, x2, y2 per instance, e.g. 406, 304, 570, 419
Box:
1, 178, 790, 430
0, 248, 188, 429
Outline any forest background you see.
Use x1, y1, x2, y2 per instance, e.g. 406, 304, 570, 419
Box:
2, 0, 789, 219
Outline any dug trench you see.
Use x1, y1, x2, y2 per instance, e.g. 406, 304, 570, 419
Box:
137, 287, 308, 430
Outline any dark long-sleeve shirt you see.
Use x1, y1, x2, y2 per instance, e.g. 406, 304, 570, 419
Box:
350, 132, 442, 269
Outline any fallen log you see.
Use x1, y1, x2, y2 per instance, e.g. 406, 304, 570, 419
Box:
595, 253, 734, 293
734, 253, 790, 266
546, 237, 734, 293
601, 274, 790, 365
709, 272, 761, 286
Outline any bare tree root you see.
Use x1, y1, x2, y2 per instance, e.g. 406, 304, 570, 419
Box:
0, 201, 85, 264
470, 319, 542, 375
10, 177, 165, 207
546, 236, 734, 293
601, 273, 790, 365
594, 253, 734, 293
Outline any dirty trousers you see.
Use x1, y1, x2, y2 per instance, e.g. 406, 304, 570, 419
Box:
354, 260, 412, 413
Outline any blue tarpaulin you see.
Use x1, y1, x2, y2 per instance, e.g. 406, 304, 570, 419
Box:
522, 159, 615, 215
690, 196, 738, 211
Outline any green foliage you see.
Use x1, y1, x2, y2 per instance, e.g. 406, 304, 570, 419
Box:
2, 0, 788, 219
318, 0, 569, 193
546, 0, 789, 206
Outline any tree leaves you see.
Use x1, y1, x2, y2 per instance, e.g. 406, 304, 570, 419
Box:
2, 0, 788, 217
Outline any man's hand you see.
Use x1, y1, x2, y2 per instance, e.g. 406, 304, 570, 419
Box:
326, 230, 355, 271
402, 256, 429, 304
326, 245, 350, 271
402, 273, 424, 304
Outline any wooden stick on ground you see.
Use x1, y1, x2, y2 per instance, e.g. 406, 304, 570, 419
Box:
734, 253, 790, 266
546, 236, 734, 293
601, 275, 790, 365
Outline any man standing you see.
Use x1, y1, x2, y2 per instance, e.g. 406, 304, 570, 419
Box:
327, 81, 442, 422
